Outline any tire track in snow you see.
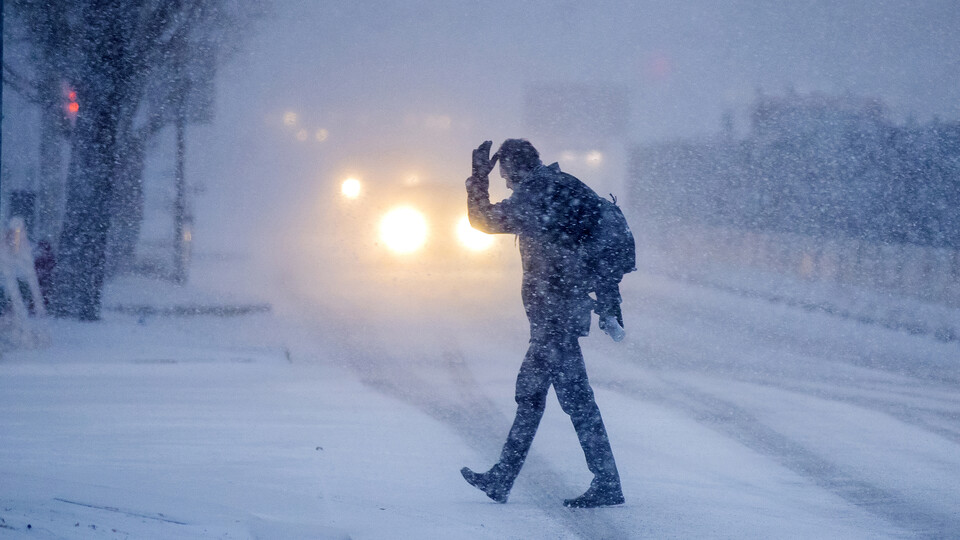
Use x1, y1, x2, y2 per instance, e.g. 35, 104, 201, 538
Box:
308, 306, 635, 540
753, 378, 960, 447
626, 274, 960, 388
352, 347, 635, 540
598, 374, 959, 538
619, 274, 960, 443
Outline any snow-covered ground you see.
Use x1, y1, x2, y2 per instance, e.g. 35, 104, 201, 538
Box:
2, 253, 960, 539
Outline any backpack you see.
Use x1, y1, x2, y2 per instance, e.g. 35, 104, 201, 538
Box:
580, 193, 636, 287
543, 166, 636, 288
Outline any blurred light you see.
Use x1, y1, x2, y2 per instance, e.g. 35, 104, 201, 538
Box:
404, 174, 421, 186
560, 151, 577, 163
585, 150, 604, 165
647, 52, 672, 82
341, 178, 361, 199
296, 129, 309, 141
456, 216, 494, 251
315, 128, 329, 142
380, 207, 428, 254
424, 114, 452, 131
67, 101, 79, 114
283, 111, 298, 126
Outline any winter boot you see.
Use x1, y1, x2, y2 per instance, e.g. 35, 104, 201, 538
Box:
460, 466, 510, 503
563, 477, 624, 508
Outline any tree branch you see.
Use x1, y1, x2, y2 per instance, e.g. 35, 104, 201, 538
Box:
132, 0, 190, 63
133, 109, 168, 145
2, 62, 42, 104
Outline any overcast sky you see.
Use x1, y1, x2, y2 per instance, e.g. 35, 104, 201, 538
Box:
191, 0, 960, 244
232, 0, 960, 137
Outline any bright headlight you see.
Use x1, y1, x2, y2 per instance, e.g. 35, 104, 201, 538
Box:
341, 178, 361, 199
456, 216, 494, 251
380, 207, 428, 254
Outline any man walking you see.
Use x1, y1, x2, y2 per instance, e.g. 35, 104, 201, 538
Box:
460, 139, 625, 508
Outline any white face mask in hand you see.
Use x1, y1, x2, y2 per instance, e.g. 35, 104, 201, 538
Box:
600, 315, 624, 342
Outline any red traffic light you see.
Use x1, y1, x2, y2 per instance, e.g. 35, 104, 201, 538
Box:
63, 85, 79, 119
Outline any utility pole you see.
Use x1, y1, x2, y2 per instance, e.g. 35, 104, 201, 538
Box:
173, 96, 187, 284
1, 0, 5, 202
172, 34, 190, 285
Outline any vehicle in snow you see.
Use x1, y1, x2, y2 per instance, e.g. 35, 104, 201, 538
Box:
312, 162, 518, 290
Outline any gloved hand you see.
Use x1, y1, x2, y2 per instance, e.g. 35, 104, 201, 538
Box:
472, 140, 496, 179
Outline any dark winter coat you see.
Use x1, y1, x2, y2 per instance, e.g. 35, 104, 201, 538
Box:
467, 162, 604, 340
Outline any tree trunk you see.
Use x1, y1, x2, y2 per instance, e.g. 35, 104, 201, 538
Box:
50, 97, 120, 320
105, 133, 146, 276
49, 5, 130, 321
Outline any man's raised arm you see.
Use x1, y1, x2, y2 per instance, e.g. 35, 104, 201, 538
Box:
466, 141, 521, 234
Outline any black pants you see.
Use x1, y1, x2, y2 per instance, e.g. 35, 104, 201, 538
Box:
495, 335, 620, 488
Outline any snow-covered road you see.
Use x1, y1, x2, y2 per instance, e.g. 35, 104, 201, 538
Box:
285, 266, 960, 538
596, 276, 960, 538
2, 265, 959, 539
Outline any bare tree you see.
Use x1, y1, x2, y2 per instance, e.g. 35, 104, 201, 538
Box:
3, 2, 72, 243
7, 0, 264, 320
